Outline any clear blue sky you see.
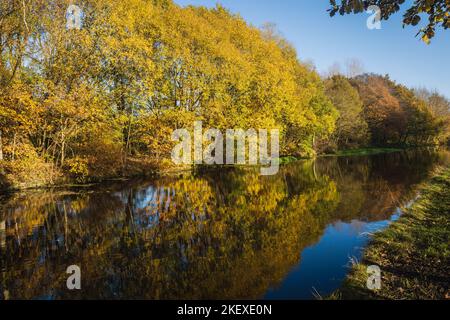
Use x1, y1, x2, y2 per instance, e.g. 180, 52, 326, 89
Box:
174, 0, 450, 98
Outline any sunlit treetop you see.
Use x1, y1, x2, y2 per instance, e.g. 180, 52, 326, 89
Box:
328, 0, 450, 43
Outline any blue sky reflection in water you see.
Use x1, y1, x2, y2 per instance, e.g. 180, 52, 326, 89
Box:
265, 214, 398, 299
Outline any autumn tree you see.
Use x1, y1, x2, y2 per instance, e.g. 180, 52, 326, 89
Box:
324, 75, 369, 151
351, 74, 405, 145
0, 0, 338, 188
351, 74, 442, 146
414, 88, 450, 144
1, 0, 444, 189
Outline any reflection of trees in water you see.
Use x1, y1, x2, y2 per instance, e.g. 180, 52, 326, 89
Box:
316, 148, 448, 221
0, 149, 447, 299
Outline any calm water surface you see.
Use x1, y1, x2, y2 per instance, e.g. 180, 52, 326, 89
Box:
0, 149, 449, 300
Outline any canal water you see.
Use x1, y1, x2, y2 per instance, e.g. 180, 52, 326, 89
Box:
0, 148, 448, 299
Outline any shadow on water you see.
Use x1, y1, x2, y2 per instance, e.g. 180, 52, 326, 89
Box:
0, 148, 449, 300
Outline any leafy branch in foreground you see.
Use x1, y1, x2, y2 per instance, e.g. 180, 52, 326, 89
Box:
328, 0, 450, 43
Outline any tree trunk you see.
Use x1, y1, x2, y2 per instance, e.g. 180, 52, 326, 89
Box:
0, 220, 5, 249
41, 129, 47, 157
0, 130, 3, 161
60, 121, 68, 167
123, 117, 133, 174
12, 132, 16, 161
312, 133, 316, 152
60, 139, 65, 167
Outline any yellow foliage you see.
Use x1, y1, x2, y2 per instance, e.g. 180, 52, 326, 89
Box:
1, 0, 338, 186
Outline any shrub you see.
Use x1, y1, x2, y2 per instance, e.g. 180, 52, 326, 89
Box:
65, 157, 90, 183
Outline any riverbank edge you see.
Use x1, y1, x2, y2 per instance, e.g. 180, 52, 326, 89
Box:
0, 146, 414, 193
280, 146, 407, 165
0, 164, 194, 195
331, 166, 450, 300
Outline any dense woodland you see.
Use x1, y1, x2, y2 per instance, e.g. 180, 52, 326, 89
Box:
1, 0, 449, 189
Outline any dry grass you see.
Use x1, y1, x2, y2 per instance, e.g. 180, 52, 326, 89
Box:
334, 167, 450, 300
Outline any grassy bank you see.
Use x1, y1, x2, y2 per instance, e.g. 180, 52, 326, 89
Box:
279, 147, 404, 164
324, 147, 404, 157
335, 167, 450, 300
